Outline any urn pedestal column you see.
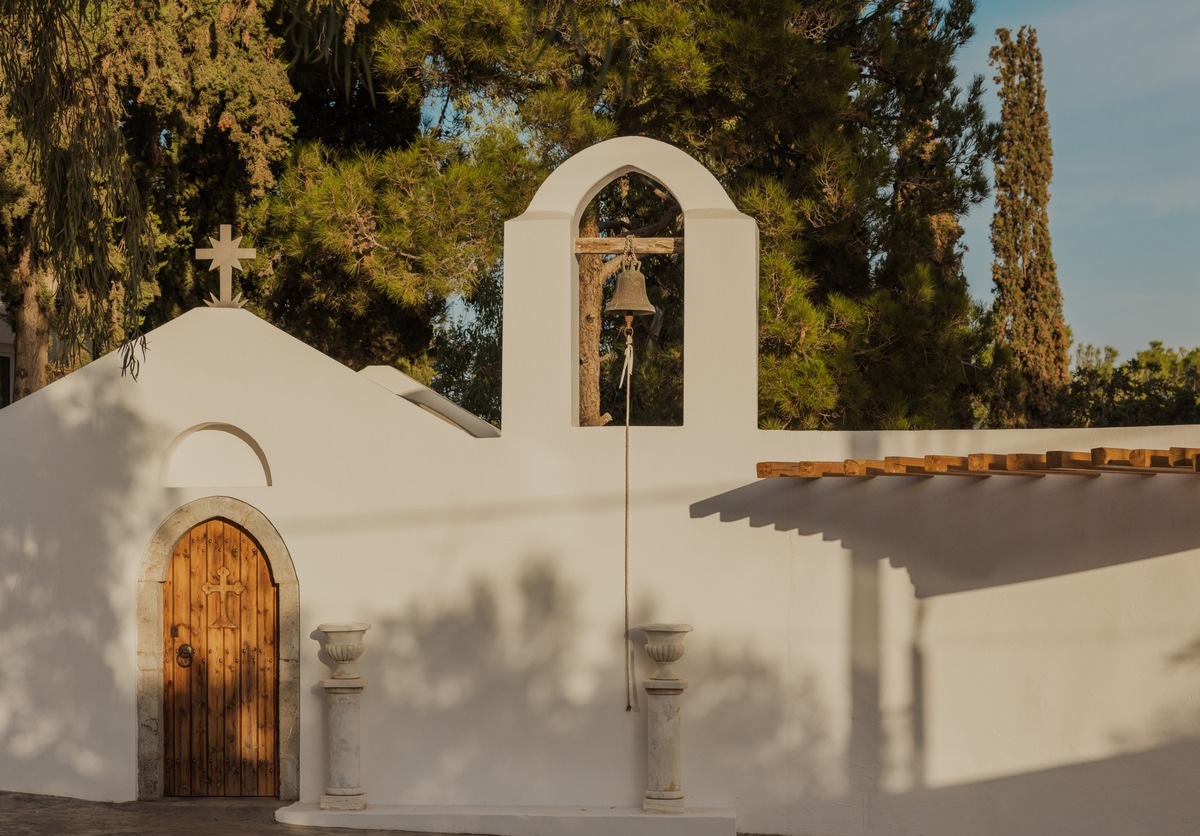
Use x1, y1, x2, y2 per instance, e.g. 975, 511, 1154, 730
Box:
640, 623, 692, 813
317, 623, 370, 811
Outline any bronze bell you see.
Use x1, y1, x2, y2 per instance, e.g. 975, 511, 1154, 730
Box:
604, 261, 656, 318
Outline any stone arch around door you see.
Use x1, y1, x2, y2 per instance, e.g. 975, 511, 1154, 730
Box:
137, 497, 299, 800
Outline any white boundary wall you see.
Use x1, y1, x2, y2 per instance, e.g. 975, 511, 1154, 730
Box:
1, 137, 1198, 835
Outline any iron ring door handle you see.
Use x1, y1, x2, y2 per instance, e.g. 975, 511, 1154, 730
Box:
176, 643, 194, 668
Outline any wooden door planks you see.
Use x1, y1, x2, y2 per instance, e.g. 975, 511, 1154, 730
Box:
163, 519, 278, 797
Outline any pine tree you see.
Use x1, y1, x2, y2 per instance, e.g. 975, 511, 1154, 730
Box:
849, 0, 992, 429
987, 26, 1069, 427
246, 131, 541, 379
374, 1, 992, 429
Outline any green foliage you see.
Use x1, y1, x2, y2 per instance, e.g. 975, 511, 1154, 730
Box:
749, 176, 846, 429
985, 25, 1069, 427
847, 0, 993, 429
432, 268, 504, 426
277, 0, 379, 94
119, 0, 298, 324
376, 0, 993, 429
245, 128, 542, 374
2, 0, 999, 432
1047, 344, 1200, 428
0, 0, 152, 368
0, 0, 301, 384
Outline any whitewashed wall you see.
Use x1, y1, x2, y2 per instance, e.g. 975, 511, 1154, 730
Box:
1, 138, 1198, 836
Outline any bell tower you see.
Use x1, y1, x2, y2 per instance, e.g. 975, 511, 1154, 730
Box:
501, 137, 759, 435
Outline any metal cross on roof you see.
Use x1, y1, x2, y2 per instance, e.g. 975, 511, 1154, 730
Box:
196, 224, 256, 308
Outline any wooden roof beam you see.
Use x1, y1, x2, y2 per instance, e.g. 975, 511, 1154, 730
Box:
1045, 450, 1104, 477
574, 237, 683, 255
922, 455, 991, 477
967, 453, 1046, 477
756, 461, 850, 478
757, 445, 1200, 479
1129, 449, 1174, 468
974, 451, 1100, 477
1092, 446, 1200, 474
843, 460, 887, 477
883, 456, 932, 476
1092, 447, 1132, 466
1169, 447, 1200, 468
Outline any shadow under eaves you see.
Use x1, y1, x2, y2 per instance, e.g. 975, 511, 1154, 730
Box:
690, 474, 1200, 597
872, 737, 1200, 836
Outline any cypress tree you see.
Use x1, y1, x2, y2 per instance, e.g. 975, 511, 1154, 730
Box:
987, 26, 1069, 426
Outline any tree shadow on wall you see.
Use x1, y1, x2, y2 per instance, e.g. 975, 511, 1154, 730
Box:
351, 557, 832, 812
690, 473, 1200, 597
695, 475, 1200, 835
0, 374, 160, 796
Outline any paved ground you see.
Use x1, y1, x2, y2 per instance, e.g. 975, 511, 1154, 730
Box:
0, 791, 460, 836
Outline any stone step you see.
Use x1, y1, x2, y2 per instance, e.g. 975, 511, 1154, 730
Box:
276, 802, 737, 836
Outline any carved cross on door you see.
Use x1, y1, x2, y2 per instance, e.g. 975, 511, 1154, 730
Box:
203, 566, 244, 629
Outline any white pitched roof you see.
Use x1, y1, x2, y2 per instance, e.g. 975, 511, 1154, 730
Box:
358, 366, 499, 438
0, 307, 494, 449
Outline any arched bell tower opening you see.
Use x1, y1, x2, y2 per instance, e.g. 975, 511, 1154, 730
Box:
136, 497, 300, 800
577, 172, 685, 428
501, 136, 759, 437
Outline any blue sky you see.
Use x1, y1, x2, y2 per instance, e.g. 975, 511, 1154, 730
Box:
957, 0, 1200, 358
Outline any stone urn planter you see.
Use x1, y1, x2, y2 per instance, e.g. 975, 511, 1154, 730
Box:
316, 623, 371, 810
638, 623, 693, 813
319, 623, 370, 679
641, 623, 692, 680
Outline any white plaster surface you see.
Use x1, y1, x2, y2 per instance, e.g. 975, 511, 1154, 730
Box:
2, 137, 1200, 835
161, 422, 272, 486
323, 688, 364, 795
359, 366, 500, 438
643, 685, 685, 810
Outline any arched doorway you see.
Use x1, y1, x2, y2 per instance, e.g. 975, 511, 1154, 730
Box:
138, 497, 299, 800
163, 518, 277, 796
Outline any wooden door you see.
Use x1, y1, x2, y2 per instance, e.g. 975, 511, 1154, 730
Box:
163, 518, 278, 796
